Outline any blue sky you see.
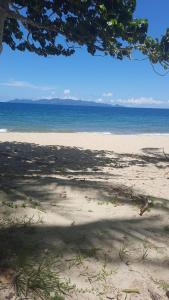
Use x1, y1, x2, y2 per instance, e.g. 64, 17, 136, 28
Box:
0, 0, 169, 108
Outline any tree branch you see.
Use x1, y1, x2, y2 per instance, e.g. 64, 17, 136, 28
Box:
0, 4, 60, 33
0, 0, 9, 53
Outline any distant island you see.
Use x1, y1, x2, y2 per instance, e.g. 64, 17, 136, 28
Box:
7, 98, 120, 107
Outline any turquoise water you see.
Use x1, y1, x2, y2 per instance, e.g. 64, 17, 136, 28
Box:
0, 102, 169, 134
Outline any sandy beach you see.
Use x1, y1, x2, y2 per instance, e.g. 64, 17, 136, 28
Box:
1, 132, 169, 153
1, 0, 169, 297
0, 132, 169, 299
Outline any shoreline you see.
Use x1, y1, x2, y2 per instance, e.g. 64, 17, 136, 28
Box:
0, 132, 169, 153
1, 129, 169, 136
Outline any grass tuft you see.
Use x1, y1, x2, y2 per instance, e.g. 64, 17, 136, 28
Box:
0, 216, 74, 300
12, 256, 74, 300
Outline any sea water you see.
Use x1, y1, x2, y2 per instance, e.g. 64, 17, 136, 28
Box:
0, 102, 169, 134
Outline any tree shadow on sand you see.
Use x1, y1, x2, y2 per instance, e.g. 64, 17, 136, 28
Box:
0, 142, 169, 179
0, 142, 169, 299
0, 212, 169, 270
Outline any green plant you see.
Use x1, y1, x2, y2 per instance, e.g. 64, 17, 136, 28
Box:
140, 248, 149, 262
30, 199, 40, 209
66, 253, 86, 268
1, 1, 169, 70
119, 244, 129, 264
0, 216, 74, 299
109, 197, 119, 206
2, 200, 15, 208
153, 279, 169, 291
13, 256, 74, 300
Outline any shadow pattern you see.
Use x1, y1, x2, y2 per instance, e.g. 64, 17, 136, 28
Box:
0, 142, 169, 285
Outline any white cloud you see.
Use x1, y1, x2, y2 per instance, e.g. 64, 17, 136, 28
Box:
0, 80, 54, 91
63, 89, 78, 100
64, 89, 70, 95
103, 92, 112, 97
40, 91, 58, 100
110, 97, 165, 106
96, 98, 104, 103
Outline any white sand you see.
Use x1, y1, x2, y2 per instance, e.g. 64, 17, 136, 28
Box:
0, 132, 169, 199
0, 132, 169, 299
0, 132, 169, 153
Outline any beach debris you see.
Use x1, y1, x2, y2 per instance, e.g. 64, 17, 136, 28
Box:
71, 220, 76, 226
139, 197, 152, 216
122, 288, 140, 294
162, 148, 169, 160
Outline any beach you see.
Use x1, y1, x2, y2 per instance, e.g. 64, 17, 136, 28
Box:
1, 131, 169, 152
1, 0, 169, 298
0, 132, 169, 299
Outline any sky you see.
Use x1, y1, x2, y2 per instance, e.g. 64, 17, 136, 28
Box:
0, 0, 169, 108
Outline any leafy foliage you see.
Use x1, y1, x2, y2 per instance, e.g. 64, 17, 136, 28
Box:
0, 0, 169, 68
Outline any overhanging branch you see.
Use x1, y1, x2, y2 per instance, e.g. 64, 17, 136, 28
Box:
0, 0, 9, 53
0, 4, 60, 33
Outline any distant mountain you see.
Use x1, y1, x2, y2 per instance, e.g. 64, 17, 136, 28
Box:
8, 98, 115, 107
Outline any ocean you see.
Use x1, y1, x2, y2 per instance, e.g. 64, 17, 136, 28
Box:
0, 102, 169, 134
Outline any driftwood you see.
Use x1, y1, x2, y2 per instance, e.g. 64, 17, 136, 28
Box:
122, 288, 140, 294
139, 197, 151, 216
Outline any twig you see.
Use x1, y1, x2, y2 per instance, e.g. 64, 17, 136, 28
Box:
139, 197, 151, 216
122, 288, 140, 294
162, 148, 169, 160
151, 62, 169, 76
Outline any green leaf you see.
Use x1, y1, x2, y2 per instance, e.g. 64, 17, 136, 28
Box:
107, 19, 118, 26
